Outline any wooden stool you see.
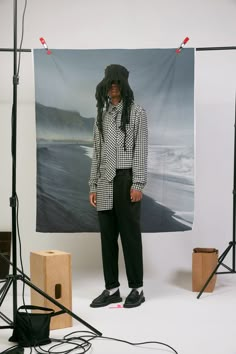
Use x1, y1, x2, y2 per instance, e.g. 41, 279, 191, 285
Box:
192, 247, 218, 292
30, 250, 72, 330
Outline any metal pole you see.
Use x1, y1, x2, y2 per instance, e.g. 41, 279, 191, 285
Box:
196, 46, 236, 51
233, 95, 236, 271
0, 48, 31, 52
11, 0, 18, 320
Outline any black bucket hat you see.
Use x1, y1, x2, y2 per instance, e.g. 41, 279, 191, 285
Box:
95, 64, 132, 102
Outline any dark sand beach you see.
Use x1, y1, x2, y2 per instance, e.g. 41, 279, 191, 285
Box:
36, 142, 191, 233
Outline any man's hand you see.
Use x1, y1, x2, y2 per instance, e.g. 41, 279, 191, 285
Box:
89, 192, 97, 207
130, 189, 142, 202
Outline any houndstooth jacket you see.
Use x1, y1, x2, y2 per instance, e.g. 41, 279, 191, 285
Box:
89, 101, 148, 211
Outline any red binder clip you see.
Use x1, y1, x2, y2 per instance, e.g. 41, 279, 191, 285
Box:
176, 37, 190, 54
39, 37, 52, 55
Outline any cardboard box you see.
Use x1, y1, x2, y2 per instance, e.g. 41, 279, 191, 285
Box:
192, 248, 218, 292
30, 250, 72, 330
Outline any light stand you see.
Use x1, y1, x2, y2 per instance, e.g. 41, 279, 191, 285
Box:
197, 94, 236, 298
0, 0, 102, 337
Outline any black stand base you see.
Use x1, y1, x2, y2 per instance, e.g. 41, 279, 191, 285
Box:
197, 241, 236, 299
0, 272, 102, 336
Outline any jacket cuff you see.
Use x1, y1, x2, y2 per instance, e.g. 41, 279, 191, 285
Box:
89, 184, 97, 193
131, 183, 145, 191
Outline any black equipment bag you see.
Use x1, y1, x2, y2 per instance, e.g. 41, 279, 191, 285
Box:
9, 305, 54, 347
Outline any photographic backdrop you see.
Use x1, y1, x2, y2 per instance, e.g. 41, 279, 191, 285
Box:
33, 48, 195, 233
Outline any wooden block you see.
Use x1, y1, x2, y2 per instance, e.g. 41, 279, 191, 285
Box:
30, 250, 72, 330
192, 248, 218, 292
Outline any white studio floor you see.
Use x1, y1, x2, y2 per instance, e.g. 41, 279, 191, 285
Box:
1, 270, 236, 354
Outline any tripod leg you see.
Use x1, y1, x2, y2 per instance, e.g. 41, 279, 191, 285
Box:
0, 252, 30, 281
19, 275, 102, 336
197, 243, 233, 299
0, 277, 14, 328
217, 243, 233, 264
0, 277, 13, 306
0, 311, 13, 327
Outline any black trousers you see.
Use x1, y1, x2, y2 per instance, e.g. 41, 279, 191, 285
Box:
98, 169, 143, 290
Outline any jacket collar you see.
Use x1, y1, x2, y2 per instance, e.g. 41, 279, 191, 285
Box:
108, 100, 123, 114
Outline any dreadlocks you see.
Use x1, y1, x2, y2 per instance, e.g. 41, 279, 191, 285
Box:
95, 64, 134, 142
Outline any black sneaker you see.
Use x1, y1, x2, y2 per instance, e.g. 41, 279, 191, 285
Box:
123, 289, 145, 308
90, 289, 122, 308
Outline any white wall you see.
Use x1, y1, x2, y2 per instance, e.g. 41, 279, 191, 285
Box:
0, 0, 236, 284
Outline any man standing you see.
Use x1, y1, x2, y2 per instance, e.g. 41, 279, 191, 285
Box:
89, 64, 148, 308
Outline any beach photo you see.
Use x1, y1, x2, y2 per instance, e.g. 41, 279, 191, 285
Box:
34, 48, 195, 233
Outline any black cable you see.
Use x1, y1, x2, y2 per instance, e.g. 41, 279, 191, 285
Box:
14, 0, 28, 304
9, 2, 33, 353
15, 194, 33, 353
97, 335, 178, 354
35, 335, 92, 354
15, 195, 29, 311
0, 345, 24, 354
32, 330, 178, 354
16, 0, 28, 77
